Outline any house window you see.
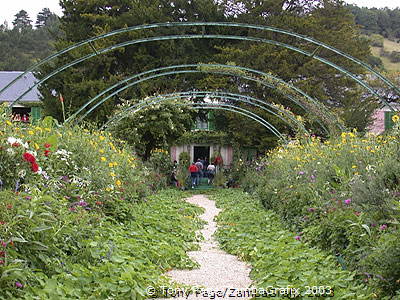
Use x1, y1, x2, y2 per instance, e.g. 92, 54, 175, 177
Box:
196, 118, 208, 130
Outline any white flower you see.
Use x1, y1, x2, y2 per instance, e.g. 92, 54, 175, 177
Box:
7, 137, 17, 144
18, 170, 26, 178
7, 137, 27, 148
27, 150, 38, 157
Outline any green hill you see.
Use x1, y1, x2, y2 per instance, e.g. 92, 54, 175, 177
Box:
370, 38, 400, 72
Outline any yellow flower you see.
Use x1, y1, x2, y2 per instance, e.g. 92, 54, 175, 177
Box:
101, 157, 107, 162
352, 165, 357, 169
110, 172, 116, 177
99, 149, 105, 154
28, 130, 34, 135
115, 180, 122, 186
108, 162, 114, 168
392, 114, 400, 123
99, 136, 105, 141
105, 187, 113, 192
34, 143, 40, 150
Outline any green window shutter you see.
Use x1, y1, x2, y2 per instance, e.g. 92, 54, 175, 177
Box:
31, 107, 42, 123
384, 111, 395, 130
208, 111, 216, 130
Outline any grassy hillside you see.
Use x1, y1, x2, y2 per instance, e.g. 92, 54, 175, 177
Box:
371, 38, 400, 72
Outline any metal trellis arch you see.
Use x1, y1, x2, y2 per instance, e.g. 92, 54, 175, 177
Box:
1, 22, 398, 113
101, 91, 307, 134
69, 64, 336, 134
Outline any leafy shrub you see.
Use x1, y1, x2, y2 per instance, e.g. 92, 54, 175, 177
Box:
361, 230, 400, 295
0, 106, 203, 298
241, 130, 400, 297
212, 189, 373, 299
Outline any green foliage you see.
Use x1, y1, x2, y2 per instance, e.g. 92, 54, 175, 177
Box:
175, 130, 229, 146
0, 9, 61, 71
241, 129, 400, 297
361, 230, 400, 294
0, 107, 204, 298
147, 148, 173, 188
349, 5, 400, 39
109, 100, 194, 159
36, 0, 226, 123
0, 189, 203, 299
211, 189, 373, 299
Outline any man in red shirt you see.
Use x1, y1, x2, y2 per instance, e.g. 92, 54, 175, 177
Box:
189, 162, 198, 189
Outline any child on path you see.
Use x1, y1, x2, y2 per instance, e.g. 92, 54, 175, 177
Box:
189, 162, 198, 188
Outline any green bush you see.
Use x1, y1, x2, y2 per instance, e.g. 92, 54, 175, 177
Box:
212, 189, 373, 299
242, 130, 400, 297
0, 106, 203, 298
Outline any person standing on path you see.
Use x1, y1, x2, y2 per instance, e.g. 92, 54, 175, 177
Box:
207, 163, 216, 185
195, 159, 203, 185
189, 162, 199, 189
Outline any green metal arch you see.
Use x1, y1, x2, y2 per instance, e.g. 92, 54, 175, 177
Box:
69, 63, 333, 125
69, 64, 336, 133
1, 22, 397, 111
102, 91, 307, 134
107, 100, 285, 139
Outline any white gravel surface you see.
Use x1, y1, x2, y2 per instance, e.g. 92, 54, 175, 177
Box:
155, 194, 253, 300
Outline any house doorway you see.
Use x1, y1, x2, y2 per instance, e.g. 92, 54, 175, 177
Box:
194, 146, 210, 162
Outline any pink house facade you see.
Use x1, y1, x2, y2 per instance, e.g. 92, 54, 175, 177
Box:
170, 144, 234, 167
368, 104, 400, 134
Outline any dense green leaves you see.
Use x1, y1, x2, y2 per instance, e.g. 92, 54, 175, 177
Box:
212, 189, 373, 299
0, 9, 61, 71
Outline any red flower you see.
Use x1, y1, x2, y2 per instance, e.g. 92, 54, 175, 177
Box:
0, 221, 5, 225
0, 251, 5, 257
31, 162, 39, 173
95, 201, 103, 206
23, 152, 36, 163
44, 143, 51, 148
6, 204, 12, 209
12, 143, 20, 147
44, 150, 51, 157
0, 260, 4, 265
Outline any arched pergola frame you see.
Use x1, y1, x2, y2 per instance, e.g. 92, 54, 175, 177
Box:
69, 64, 336, 134
102, 91, 307, 134
107, 101, 286, 139
1, 22, 398, 112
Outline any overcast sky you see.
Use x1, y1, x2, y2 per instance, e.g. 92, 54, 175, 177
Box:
0, 0, 399, 27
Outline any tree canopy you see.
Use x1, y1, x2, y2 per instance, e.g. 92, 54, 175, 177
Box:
8, 0, 381, 153
0, 9, 61, 71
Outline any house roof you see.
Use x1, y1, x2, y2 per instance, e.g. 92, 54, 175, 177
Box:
0, 72, 41, 103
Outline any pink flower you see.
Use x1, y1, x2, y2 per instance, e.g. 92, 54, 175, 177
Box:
294, 235, 301, 241
15, 282, 23, 288
344, 198, 352, 205
379, 224, 387, 230
308, 208, 316, 212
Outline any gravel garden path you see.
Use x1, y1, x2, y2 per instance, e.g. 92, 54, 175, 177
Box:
156, 194, 253, 300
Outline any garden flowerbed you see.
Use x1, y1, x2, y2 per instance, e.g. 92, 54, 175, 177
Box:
0, 106, 203, 299
242, 130, 400, 298
212, 189, 374, 299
